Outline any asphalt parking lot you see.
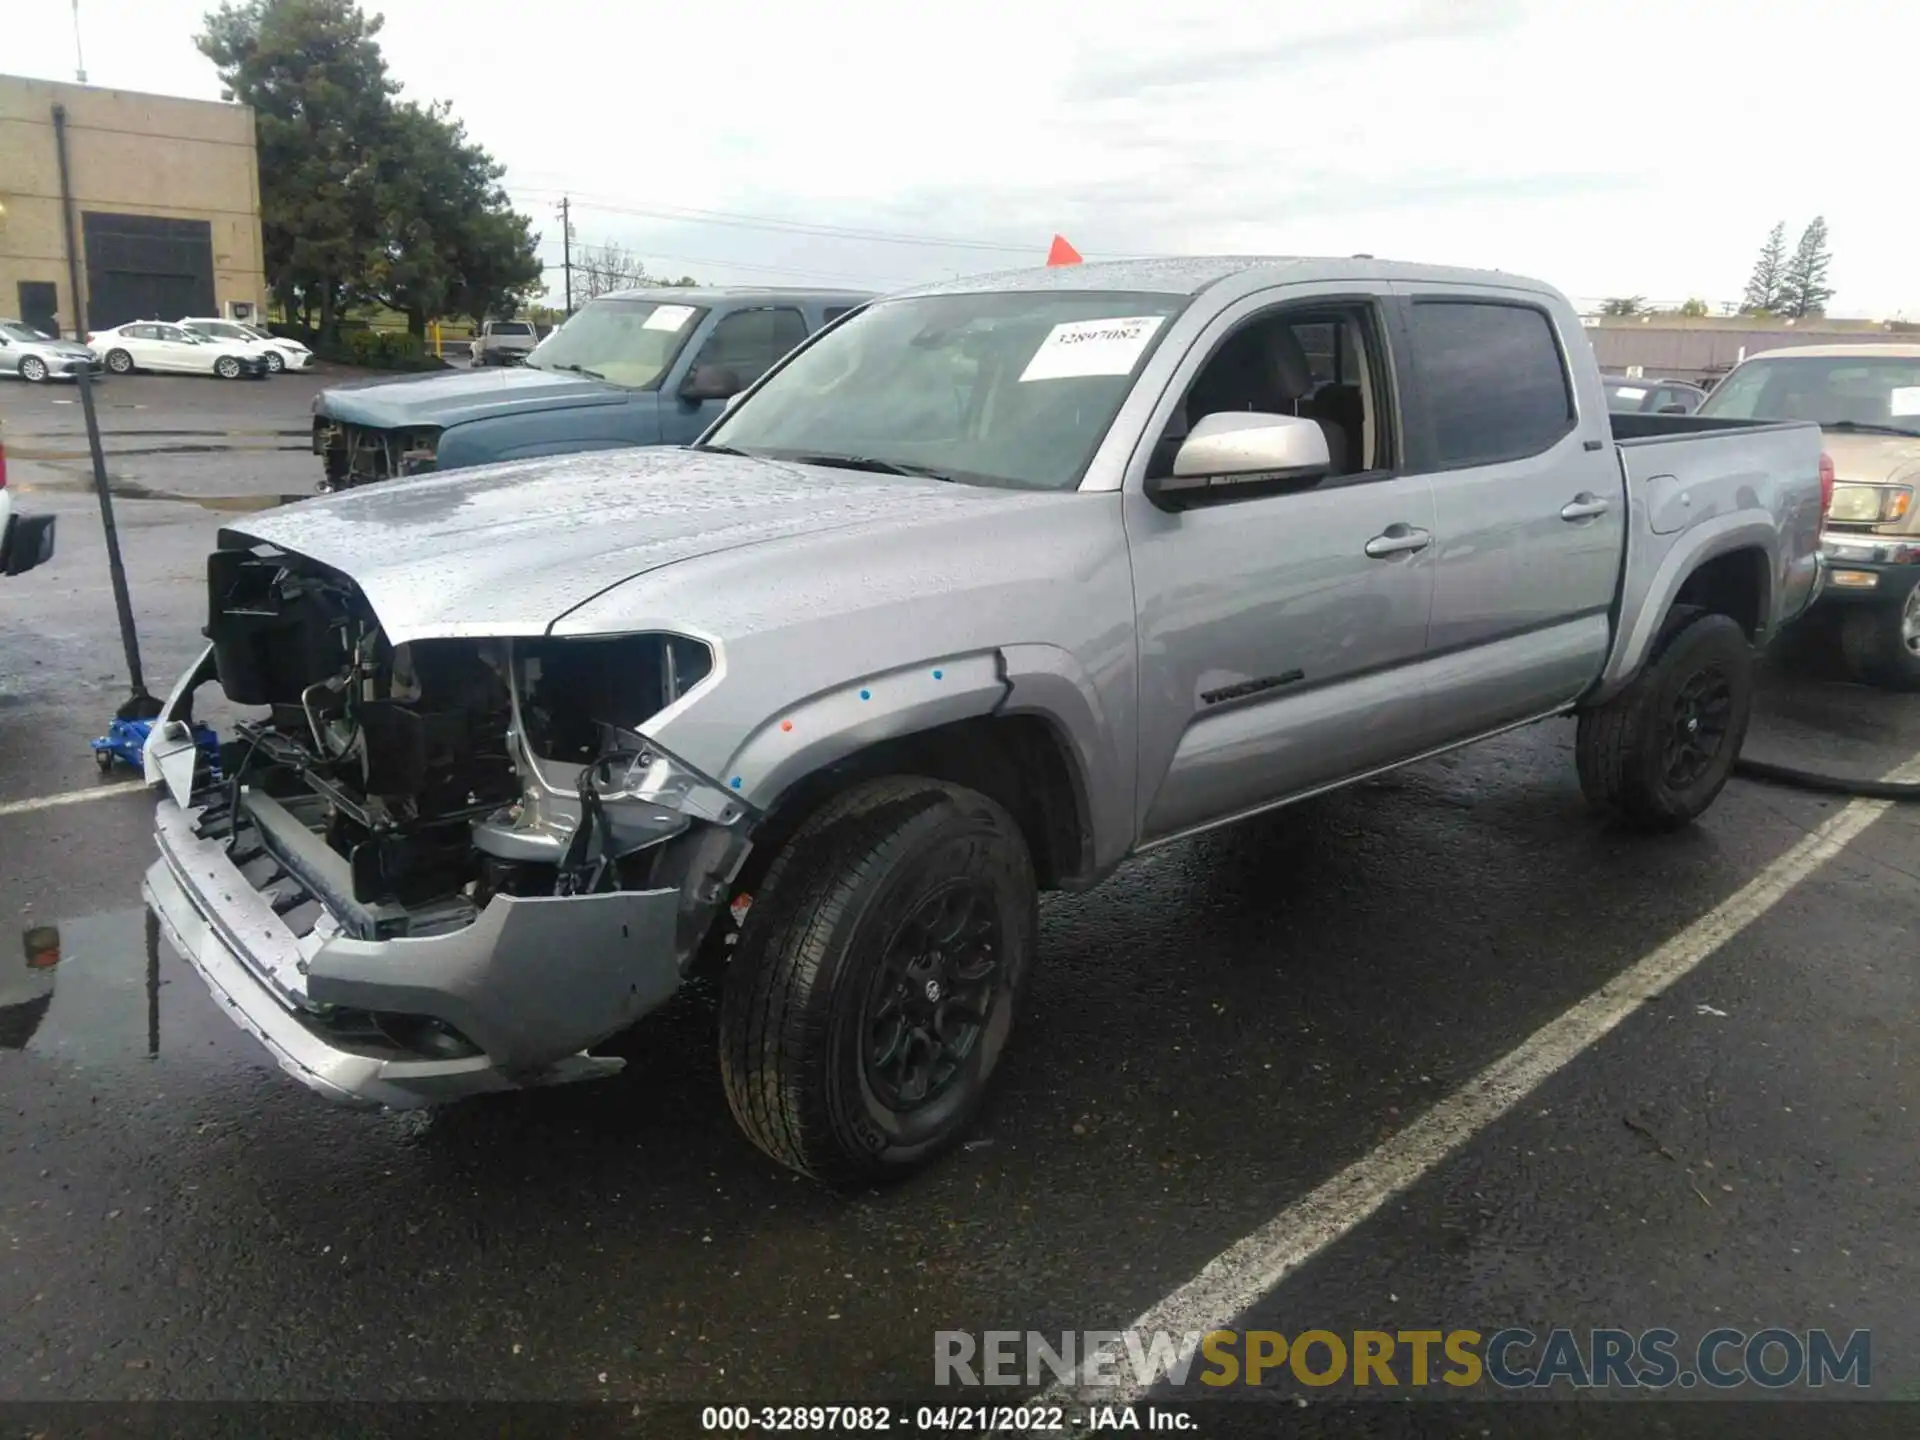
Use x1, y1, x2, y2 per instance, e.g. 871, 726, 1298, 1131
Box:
3, 370, 1919, 1434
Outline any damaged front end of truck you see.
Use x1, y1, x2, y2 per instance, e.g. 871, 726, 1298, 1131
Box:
141, 538, 754, 1108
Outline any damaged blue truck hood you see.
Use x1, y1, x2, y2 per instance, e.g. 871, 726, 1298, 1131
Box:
315, 366, 633, 429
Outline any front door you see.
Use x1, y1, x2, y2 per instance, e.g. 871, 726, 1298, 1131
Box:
1395, 288, 1624, 740
662, 306, 810, 444
148, 324, 204, 372
1126, 289, 1438, 845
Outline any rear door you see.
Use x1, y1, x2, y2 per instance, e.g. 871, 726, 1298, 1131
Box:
1394, 286, 1625, 740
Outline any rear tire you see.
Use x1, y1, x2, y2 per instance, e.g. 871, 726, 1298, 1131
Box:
106, 348, 133, 375
1838, 588, 1920, 692
1577, 611, 1754, 831
719, 777, 1037, 1185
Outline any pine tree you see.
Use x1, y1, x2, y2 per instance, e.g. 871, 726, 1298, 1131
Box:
1741, 222, 1788, 314
1778, 217, 1835, 320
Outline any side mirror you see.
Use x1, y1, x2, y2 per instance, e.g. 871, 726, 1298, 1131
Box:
722, 391, 745, 411
1146, 412, 1332, 512
682, 362, 743, 402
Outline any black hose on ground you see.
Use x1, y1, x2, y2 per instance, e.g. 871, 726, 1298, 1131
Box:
1732, 756, 1920, 800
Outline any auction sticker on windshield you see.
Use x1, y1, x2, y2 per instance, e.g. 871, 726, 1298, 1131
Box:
645, 304, 697, 332
1020, 315, 1164, 382
1891, 386, 1920, 416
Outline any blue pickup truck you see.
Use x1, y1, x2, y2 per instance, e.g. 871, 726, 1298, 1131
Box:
312, 286, 869, 489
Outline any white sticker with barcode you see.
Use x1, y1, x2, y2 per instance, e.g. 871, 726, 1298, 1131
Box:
1890, 386, 1920, 416
1613, 386, 1647, 401
644, 304, 696, 332
1019, 315, 1164, 382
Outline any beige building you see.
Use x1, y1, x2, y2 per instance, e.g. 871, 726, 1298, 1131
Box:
0, 74, 266, 337
1584, 313, 1918, 384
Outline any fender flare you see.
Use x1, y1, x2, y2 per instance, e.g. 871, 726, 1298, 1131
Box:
1589, 513, 1778, 706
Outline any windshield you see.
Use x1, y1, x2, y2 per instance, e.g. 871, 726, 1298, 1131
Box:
704, 290, 1188, 490
1698, 354, 1920, 435
1, 323, 52, 342
523, 298, 707, 388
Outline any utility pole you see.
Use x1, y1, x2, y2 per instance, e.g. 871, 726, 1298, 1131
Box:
71, 0, 88, 82
558, 196, 573, 316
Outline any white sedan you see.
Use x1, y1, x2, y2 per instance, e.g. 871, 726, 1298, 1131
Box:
88, 321, 272, 379
181, 317, 314, 372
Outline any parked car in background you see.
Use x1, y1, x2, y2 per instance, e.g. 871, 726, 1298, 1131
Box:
0, 319, 104, 383
1697, 343, 1920, 687
311, 287, 869, 489
468, 319, 539, 367
180, 317, 313, 372
88, 321, 272, 380
1605, 377, 1707, 415
0, 420, 58, 577
146, 256, 1824, 1182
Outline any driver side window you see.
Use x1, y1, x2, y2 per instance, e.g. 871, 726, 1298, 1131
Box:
692, 307, 809, 390
1150, 302, 1394, 483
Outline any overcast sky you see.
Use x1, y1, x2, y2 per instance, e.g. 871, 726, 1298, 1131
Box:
12, 0, 1918, 315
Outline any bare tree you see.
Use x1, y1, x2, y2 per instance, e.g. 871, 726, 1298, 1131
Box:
572, 241, 651, 301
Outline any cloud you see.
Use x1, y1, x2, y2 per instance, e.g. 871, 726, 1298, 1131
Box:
1062, 0, 1526, 100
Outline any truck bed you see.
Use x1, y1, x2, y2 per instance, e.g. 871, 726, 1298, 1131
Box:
1593, 410, 1825, 699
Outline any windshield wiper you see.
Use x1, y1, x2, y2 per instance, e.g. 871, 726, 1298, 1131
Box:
541, 361, 609, 381
785, 452, 956, 482
1825, 420, 1920, 437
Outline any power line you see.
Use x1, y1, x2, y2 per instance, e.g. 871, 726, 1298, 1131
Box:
506, 184, 1079, 257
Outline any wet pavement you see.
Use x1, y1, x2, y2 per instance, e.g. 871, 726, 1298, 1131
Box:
3, 371, 1920, 1429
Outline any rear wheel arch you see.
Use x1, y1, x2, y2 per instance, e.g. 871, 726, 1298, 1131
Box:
1672, 546, 1770, 641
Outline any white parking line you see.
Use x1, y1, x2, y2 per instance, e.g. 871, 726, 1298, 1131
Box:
0, 781, 147, 818
1049, 756, 1920, 1407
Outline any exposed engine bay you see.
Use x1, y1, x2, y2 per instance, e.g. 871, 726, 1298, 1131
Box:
197, 543, 736, 947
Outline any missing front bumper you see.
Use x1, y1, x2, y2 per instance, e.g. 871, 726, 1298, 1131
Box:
145, 795, 686, 1108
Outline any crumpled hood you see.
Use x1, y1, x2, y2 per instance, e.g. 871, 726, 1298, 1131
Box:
220, 447, 1043, 645
315, 366, 631, 430
1823, 430, 1920, 486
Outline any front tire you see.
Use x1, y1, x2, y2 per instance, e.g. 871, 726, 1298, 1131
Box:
106, 348, 134, 375
1577, 611, 1754, 831
264, 350, 285, 374
19, 356, 48, 383
719, 777, 1037, 1185
214, 355, 242, 379
1838, 585, 1920, 691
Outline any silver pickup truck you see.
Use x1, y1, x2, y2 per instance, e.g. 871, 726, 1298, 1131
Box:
140, 257, 1827, 1184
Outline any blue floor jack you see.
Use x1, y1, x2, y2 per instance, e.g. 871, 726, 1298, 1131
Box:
90, 716, 222, 779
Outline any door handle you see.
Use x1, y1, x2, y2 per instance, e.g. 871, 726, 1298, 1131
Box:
1561, 494, 1611, 520
1363, 526, 1432, 558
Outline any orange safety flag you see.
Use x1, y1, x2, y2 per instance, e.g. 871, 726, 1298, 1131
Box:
1046, 234, 1083, 267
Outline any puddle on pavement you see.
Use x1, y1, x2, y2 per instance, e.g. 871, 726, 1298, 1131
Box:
21, 472, 306, 513
0, 907, 251, 1073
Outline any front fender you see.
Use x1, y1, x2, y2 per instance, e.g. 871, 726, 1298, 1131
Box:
999, 642, 1131, 876
1589, 512, 1779, 705
707, 651, 1010, 812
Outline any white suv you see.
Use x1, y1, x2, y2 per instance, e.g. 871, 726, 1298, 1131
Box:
180, 318, 312, 373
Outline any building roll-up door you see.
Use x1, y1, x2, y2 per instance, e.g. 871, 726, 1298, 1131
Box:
81, 213, 216, 331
